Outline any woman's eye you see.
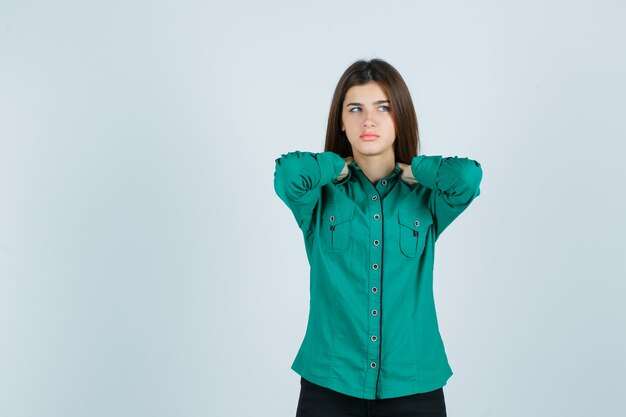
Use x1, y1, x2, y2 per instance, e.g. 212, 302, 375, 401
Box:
348, 106, 390, 113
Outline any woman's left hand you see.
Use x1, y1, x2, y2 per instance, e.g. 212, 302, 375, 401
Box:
396, 162, 418, 186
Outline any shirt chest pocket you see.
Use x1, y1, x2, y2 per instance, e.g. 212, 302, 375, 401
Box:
320, 203, 355, 252
398, 209, 433, 258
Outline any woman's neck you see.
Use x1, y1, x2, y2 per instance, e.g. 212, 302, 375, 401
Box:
353, 153, 396, 185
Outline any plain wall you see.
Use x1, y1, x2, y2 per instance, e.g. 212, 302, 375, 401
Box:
1, 1, 625, 416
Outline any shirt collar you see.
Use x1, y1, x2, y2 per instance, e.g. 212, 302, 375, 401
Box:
348, 162, 402, 200
349, 161, 402, 181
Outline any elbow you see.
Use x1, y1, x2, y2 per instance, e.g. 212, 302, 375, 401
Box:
439, 157, 483, 206
273, 158, 295, 201
462, 159, 483, 194
273, 154, 313, 202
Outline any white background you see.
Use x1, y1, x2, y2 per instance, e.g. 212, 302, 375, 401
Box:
1, 1, 625, 416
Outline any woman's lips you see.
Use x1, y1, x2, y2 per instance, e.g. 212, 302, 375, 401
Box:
360, 134, 379, 141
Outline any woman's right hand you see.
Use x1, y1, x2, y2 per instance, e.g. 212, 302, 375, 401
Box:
336, 156, 353, 181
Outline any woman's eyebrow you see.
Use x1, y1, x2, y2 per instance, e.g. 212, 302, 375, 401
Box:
345, 100, 390, 107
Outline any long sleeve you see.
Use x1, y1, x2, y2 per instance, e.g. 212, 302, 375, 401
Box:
410, 155, 483, 239
274, 150, 347, 234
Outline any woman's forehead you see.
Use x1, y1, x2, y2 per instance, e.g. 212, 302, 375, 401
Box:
344, 82, 389, 103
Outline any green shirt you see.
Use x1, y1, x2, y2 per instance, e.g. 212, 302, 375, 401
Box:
273, 150, 483, 399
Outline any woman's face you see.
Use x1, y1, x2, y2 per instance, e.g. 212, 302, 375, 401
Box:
341, 81, 396, 161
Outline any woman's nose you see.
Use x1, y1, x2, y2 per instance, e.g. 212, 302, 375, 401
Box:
362, 109, 376, 127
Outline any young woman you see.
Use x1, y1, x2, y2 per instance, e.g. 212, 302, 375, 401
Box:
273, 58, 483, 417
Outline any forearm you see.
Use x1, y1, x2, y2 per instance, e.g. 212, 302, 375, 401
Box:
410, 155, 483, 206
273, 150, 346, 204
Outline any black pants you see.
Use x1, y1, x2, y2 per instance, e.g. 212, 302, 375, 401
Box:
295, 377, 447, 417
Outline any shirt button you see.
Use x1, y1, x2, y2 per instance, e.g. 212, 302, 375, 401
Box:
371, 195, 378, 201
370, 362, 377, 368
372, 287, 378, 293
373, 239, 380, 246
371, 309, 378, 316
330, 215, 335, 222
414, 220, 420, 227
373, 214, 380, 220
371, 335, 377, 342
381, 180, 387, 186
372, 263, 378, 270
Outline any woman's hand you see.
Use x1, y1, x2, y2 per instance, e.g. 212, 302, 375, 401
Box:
396, 162, 418, 186
335, 156, 353, 181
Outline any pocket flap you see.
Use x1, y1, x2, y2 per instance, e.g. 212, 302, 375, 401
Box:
398, 208, 433, 231
324, 203, 355, 225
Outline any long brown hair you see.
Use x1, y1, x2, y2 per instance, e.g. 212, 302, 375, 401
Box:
323, 58, 420, 164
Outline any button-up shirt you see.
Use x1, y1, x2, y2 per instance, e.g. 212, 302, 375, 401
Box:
273, 150, 483, 400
